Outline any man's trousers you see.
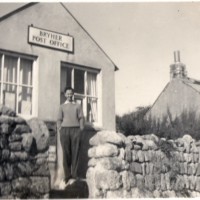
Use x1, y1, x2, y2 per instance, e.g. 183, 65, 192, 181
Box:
60, 127, 81, 182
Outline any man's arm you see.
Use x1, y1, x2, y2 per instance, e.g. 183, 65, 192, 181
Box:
80, 117, 85, 131
57, 106, 63, 131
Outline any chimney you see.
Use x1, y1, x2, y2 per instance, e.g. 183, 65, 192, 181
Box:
170, 50, 187, 80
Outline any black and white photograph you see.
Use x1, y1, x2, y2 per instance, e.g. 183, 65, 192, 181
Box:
0, 1, 200, 198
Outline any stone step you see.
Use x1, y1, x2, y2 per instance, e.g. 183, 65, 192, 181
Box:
49, 180, 89, 199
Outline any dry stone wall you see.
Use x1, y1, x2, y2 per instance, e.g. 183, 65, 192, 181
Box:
0, 106, 50, 199
87, 131, 200, 198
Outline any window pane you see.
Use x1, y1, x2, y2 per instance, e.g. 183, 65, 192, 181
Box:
87, 97, 98, 122
18, 86, 32, 115
4, 56, 17, 84
87, 72, 97, 96
60, 67, 72, 104
20, 59, 33, 86
74, 69, 84, 94
3, 83, 17, 111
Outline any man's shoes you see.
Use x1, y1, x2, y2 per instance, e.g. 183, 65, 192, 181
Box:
66, 178, 76, 186
58, 179, 67, 190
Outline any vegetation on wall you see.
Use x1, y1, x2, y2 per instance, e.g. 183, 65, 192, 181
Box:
116, 107, 200, 140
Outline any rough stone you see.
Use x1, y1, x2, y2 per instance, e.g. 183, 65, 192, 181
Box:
123, 190, 132, 198
121, 160, 129, 170
8, 134, 22, 142
143, 151, 148, 162
95, 170, 122, 190
97, 157, 122, 170
196, 177, 200, 192
193, 153, 199, 163
137, 150, 145, 162
165, 172, 171, 190
0, 115, 15, 124
14, 161, 34, 177
180, 162, 185, 174
131, 187, 143, 198
191, 143, 198, 153
119, 147, 125, 160
86, 167, 101, 198
32, 162, 50, 176
162, 190, 176, 198
0, 182, 12, 196
121, 171, 136, 190
36, 157, 47, 165
22, 133, 35, 153
1, 149, 10, 161
161, 173, 166, 191
143, 140, 158, 150
88, 158, 97, 167
133, 144, 142, 150
141, 163, 145, 175
1, 123, 10, 134
27, 118, 50, 152
131, 187, 153, 198
188, 175, 196, 190
132, 150, 139, 161
174, 175, 184, 191
89, 130, 125, 146
154, 173, 161, 190
12, 177, 31, 192
196, 163, 200, 176
106, 189, 123, 198
0, 166, 5, 181
30, 177, 50, 194
14, 116, 26, 124
135, 174, 144, 190
184, 162, 188, 174
145, 174, 155, 191
0, 135, 7, 149
4, 163, 14, 180
89, 143, 118, 158
130, 162, 142, 174
124, 137, 133, 149
188, 163, 196, 175
9, 141, 22, 151
142, 134, 159, 143
13, 124, 31, 134
10, 151, 28, 162
153, 190, 162, 198
125, 147, 132, 162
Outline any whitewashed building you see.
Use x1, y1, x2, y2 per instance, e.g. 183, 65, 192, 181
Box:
0, 3, 118, 130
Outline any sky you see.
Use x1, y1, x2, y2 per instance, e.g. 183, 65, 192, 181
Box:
1, 1, 200, 116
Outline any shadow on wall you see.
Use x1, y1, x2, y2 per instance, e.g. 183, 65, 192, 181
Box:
77, 125, 99, 178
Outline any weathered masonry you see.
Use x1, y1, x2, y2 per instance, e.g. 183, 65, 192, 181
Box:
87, 131, 200, 198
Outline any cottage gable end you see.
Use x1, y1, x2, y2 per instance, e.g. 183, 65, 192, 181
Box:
0, 3, 117, 72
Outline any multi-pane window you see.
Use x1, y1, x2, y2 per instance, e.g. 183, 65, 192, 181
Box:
61, 63, 99, 123
0, 53, 34, 116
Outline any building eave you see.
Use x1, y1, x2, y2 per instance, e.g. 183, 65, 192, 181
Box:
0, 3, 38, 22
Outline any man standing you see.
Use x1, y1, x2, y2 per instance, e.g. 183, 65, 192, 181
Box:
57, 86, 84, 189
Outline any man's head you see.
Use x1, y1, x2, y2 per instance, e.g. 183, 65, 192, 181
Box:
64, 86, 74, 102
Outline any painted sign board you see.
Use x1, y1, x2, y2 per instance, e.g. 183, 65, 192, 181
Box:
28, 26, 73, 52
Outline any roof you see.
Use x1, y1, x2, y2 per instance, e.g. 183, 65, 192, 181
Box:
0, 2, 119, 71
183, 77, 200, 94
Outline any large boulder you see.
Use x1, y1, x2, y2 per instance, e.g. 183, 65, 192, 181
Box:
27, 118, 49, 152
89, 130, 125, 146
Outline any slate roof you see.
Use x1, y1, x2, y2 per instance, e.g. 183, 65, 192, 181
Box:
183, 77, 200, 94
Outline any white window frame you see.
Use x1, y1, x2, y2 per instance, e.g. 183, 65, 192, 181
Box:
0, 50, 38, 119
61, 62, 101, 127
